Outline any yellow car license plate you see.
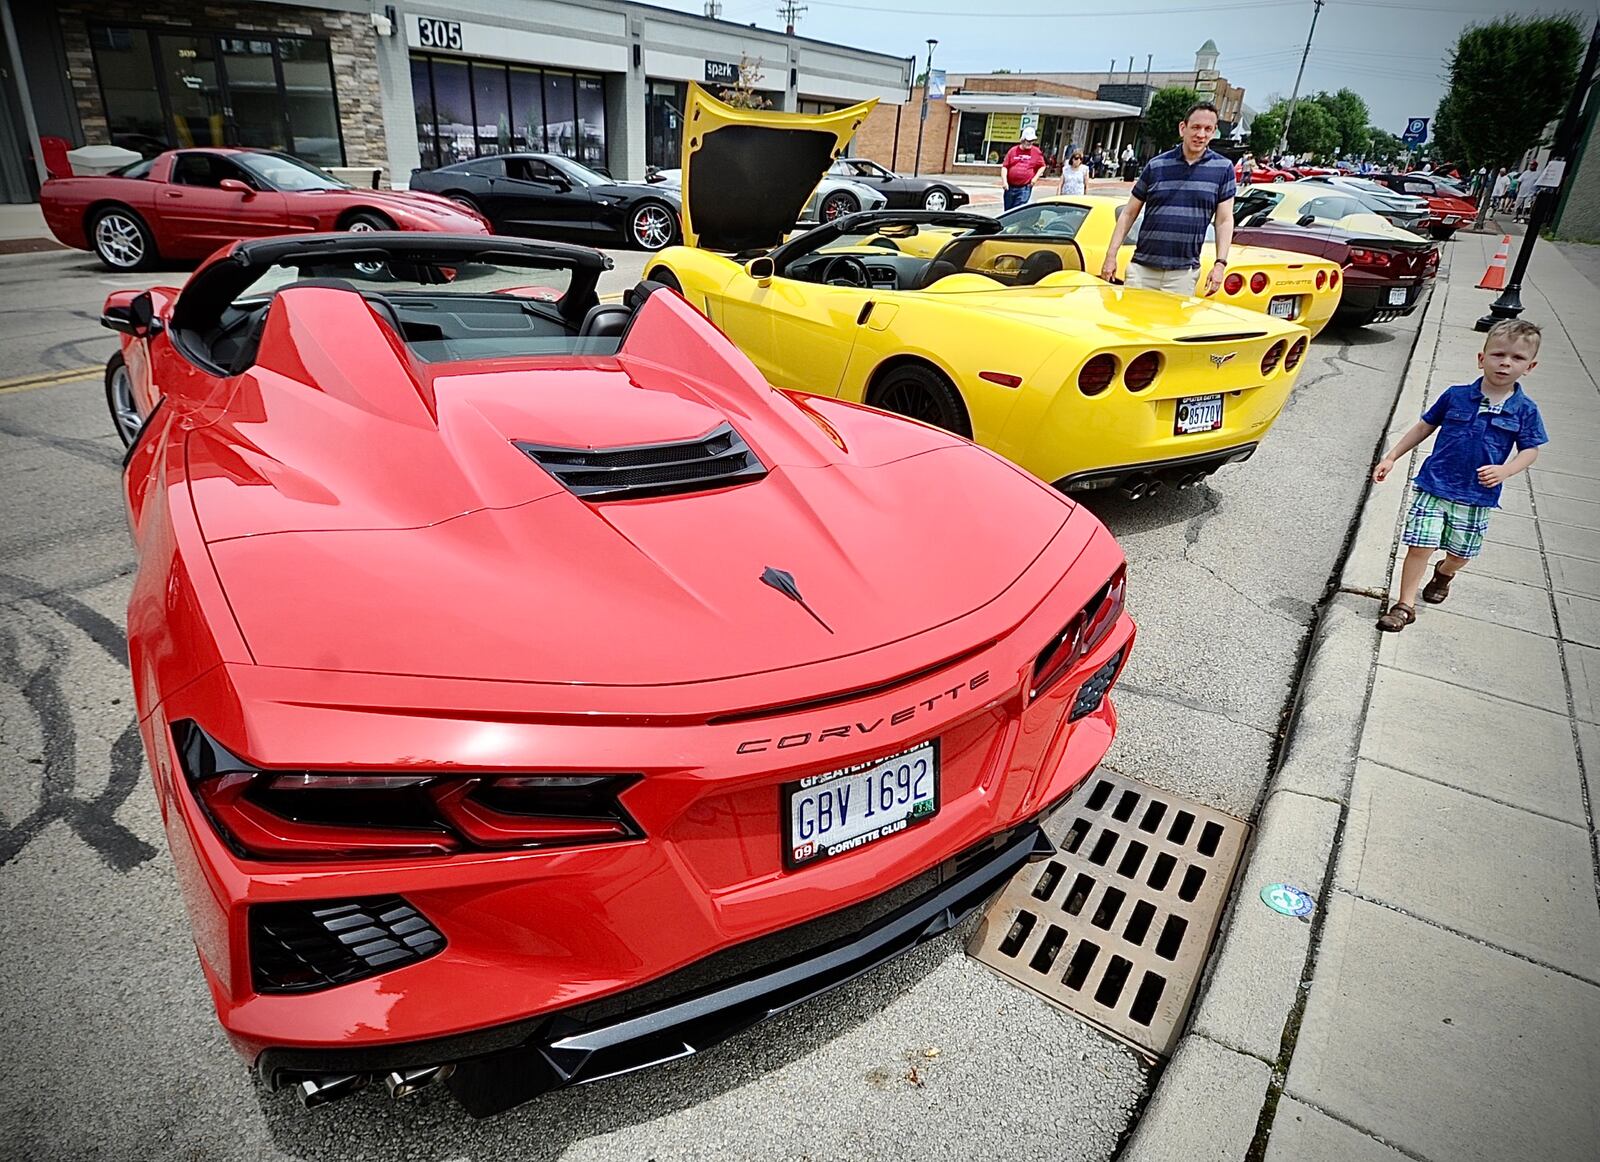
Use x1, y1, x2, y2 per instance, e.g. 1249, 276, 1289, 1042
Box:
1175, 394, 1224, 435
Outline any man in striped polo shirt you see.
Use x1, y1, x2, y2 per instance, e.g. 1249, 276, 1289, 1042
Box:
1099, 101, 1235, 296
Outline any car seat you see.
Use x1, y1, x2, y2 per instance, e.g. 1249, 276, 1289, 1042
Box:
1016, 250, 1064, 285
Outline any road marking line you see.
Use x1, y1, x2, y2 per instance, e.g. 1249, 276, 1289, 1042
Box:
0, 366, 100, 394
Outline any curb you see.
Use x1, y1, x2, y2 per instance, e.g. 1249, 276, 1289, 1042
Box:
1122, 258, 1452, 1161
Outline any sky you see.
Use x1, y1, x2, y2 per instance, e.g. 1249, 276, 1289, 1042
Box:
648, 0, 1593, 136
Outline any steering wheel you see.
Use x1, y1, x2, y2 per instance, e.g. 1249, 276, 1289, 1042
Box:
821, 255, 871, 288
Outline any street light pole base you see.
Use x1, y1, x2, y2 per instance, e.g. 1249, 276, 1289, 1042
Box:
1474, 286, 1524, 332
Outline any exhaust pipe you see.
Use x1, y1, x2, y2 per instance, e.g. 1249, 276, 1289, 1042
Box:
384, 1064, 456, 1099
1123, 481, 1148, 501
1146, 479, 1165, 496
297, 1073, 369, 1109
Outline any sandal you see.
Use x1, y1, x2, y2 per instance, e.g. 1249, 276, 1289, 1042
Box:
1377, 602, 1416, 632
1421, 567, 1454, 605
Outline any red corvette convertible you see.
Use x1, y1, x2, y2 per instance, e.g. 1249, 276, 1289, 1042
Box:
103, 232, 1134, 1115
42, 148, 487, 270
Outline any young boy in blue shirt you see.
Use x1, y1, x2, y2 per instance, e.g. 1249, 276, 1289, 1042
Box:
1372, 319, 1550, 632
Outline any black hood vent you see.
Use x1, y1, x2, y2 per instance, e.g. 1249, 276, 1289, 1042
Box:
517, 422, 768, 501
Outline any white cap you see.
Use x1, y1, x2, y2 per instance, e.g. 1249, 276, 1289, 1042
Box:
1021, 126, 1037, 141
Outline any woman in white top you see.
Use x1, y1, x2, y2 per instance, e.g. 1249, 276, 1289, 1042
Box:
1058, 151, 1088, 196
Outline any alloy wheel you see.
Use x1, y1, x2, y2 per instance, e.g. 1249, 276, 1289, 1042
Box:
923, 189, 949, 211
95, 214, 145, 269
632, 204, 675, 250
109, 363, 141, 443
821, 193, 857, 221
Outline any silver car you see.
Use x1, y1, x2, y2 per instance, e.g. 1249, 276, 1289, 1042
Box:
1298, 175, 1429, 232
649, 168, 887, 225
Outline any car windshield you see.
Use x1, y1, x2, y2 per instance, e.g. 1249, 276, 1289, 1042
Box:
111, 158, 155, 179
776, 215, 1085, 290
995, 203, 1092, 239
236, 153, 348, 192
546, 157, 608, 187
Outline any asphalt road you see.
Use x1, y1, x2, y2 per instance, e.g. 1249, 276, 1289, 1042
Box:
0, 238, 1426, 1161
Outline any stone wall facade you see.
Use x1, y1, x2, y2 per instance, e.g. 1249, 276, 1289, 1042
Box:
56, 1, 389, 179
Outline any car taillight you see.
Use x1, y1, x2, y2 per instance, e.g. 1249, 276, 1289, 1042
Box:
1315, 270, 1327, 289
1124, 351, 1162, 391
175, 721, 642, 861
1261, 340, 1286, 375
1250, 271, 1269, 294
1424, 248, 1440, 272
1223, 272, 1244, 295
1284, 336, 1309, 370
1329, 269, 1340, 288
1031, 566, 1127, 701
1078, 354, 1118, 396
1348, 248, 1392, 268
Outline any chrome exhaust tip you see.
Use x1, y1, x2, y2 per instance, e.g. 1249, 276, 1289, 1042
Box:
384, 1063, 456, 1099
297, 1073, 369, 1109
1124, 481, 1148, 500
1146, 479, 1165, 496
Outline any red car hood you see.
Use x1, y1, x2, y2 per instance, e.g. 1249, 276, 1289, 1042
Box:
192, 286, 1084, 685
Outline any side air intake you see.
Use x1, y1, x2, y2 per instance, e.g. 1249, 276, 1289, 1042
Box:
516, 423, 768, 501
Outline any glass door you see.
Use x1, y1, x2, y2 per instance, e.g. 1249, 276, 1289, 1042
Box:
220, 36, 289, 152
157, 33, 227, 148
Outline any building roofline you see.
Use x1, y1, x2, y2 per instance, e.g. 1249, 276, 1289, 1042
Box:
623, 0, 914, 68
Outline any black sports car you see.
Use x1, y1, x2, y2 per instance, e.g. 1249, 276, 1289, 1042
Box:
825, 157, 971, 213
409, 154, 681, 251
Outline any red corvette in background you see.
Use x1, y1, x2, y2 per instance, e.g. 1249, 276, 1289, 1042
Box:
1368, 172, 1479, 239
103, 232, 1134, 1115
42, 148, 487, 270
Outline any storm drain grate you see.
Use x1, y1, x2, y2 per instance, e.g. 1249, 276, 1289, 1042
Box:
968, 771, 1249, 1058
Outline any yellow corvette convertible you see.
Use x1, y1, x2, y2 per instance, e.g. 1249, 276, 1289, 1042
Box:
650, 88, 1315, 496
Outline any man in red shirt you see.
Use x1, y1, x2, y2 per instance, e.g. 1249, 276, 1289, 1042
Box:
1001, 126, 1047, 210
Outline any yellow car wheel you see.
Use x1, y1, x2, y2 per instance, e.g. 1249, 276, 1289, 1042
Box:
646, 266, 683, 292
867, 361, 972, 438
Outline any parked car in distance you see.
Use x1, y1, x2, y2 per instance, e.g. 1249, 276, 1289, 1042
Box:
825, 157, 970, 211
650, 167, 889, 226
1367, 172, 1479, 239
409, 153, 682, 251
1236, 161, 1296, 184
1296, 175, 1430, 233
102, 229, 1135, 1117
1233, 184, 1439, 327
40, 148, 488, 270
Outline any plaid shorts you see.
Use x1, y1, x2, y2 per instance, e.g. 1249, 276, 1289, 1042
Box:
1403, 489, 1492, 558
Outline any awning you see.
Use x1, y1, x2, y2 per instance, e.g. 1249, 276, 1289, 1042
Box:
947, 92, 1142, 121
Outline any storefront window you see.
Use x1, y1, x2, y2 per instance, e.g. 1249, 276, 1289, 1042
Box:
410, 57, 438, 170
473, 63, 511, 155
430, 59, 474, 164
510, 67, 545, 152
645, 79, 685, 170
89, 24, 342, 165
954, 112, 986, 164
544, 71, 577, 158
576, 76, 605, 168
280, 38, 342, 167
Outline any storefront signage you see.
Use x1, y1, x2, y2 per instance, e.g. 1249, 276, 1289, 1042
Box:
705, 60, 739, 85
987, 112, 1022, 141
416, 18, 463, 51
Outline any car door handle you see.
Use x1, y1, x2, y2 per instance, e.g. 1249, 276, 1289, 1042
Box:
164, 190, 183, 198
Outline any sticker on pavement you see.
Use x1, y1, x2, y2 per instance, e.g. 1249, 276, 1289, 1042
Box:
1260, 883, 1315, 917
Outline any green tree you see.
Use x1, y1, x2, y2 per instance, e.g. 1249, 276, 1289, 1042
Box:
1284, 100, 1339, 158
1143, 85, 1203, 149
1367, 128, 1403, 164
1438, 14, 1583, 169
717, 56, 772, 110
1248, 106, 1284, 157
1314, 88, 1370, 157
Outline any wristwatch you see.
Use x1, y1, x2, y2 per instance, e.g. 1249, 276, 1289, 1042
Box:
1213, 258, 1229, 265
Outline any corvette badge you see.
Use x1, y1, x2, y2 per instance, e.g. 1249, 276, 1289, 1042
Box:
1210, 353, 1237, 368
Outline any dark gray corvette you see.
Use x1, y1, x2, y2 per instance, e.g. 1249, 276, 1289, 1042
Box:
409, 153, 682, 251
826, 157, 971, 212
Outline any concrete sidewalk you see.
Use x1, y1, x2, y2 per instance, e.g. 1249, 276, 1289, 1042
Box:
1126, 229, 1600, 1161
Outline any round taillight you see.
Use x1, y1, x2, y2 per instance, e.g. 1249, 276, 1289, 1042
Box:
1284, 336, 1309, 370
1224, 272, 1244, 295
1330, 269, 1340, 289
1078, 354, 1118, 396
1250, 271, 1269, 294
1315, 270, 1327, 289
1125, 351, 1162, 391
1261, 340, 1286, 375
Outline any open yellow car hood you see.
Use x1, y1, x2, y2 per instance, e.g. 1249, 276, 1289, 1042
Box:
680, 84, 877, 252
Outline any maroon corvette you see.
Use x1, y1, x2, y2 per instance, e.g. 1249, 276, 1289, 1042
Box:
41, 148, 488, 270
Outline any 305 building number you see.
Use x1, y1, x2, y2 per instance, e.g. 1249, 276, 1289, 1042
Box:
417, 18, 463, 51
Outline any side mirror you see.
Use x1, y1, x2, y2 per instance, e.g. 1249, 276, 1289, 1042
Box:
747, 256, 775, 286
219, 178, 254, 197
105, 292, 163, 337
1297, 213, 1318, 227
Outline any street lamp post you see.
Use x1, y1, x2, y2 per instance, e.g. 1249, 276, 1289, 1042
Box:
914, 38, 937, 177
1475, 20, 1600, 331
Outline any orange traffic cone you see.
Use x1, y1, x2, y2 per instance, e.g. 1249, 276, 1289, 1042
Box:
1477, 235, 1511, 290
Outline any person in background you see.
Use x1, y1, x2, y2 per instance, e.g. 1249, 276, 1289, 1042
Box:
1120, 143, 1137, 181
1001, 127, 1047, 211
1059, 150, 1089, 195
1492, 167, 1511, 211
1514, 163, 1541, 222
1240, 152, 1257, 185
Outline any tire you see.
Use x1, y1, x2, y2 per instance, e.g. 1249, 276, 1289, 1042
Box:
343, 210, 393, 232
819, 190, 859, 222
1430, 227, 1456, 241
91, 207, 157, 272
646, 266, 683, 293
446, 193, 482, 215
868, 363, 971, 438
629, 201, 678, 251
922, 187, 951, 211
105, 352, 142, 447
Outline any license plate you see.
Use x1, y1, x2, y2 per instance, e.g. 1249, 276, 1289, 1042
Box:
786, 740, 939, 867
1175, 394, 1224, 435
1388, 287, 1408, 306
1444, 216, 1460, 225
1268, 295, 1298, 319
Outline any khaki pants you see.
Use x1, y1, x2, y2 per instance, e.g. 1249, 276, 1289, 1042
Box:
1124, 262, 1200, 295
